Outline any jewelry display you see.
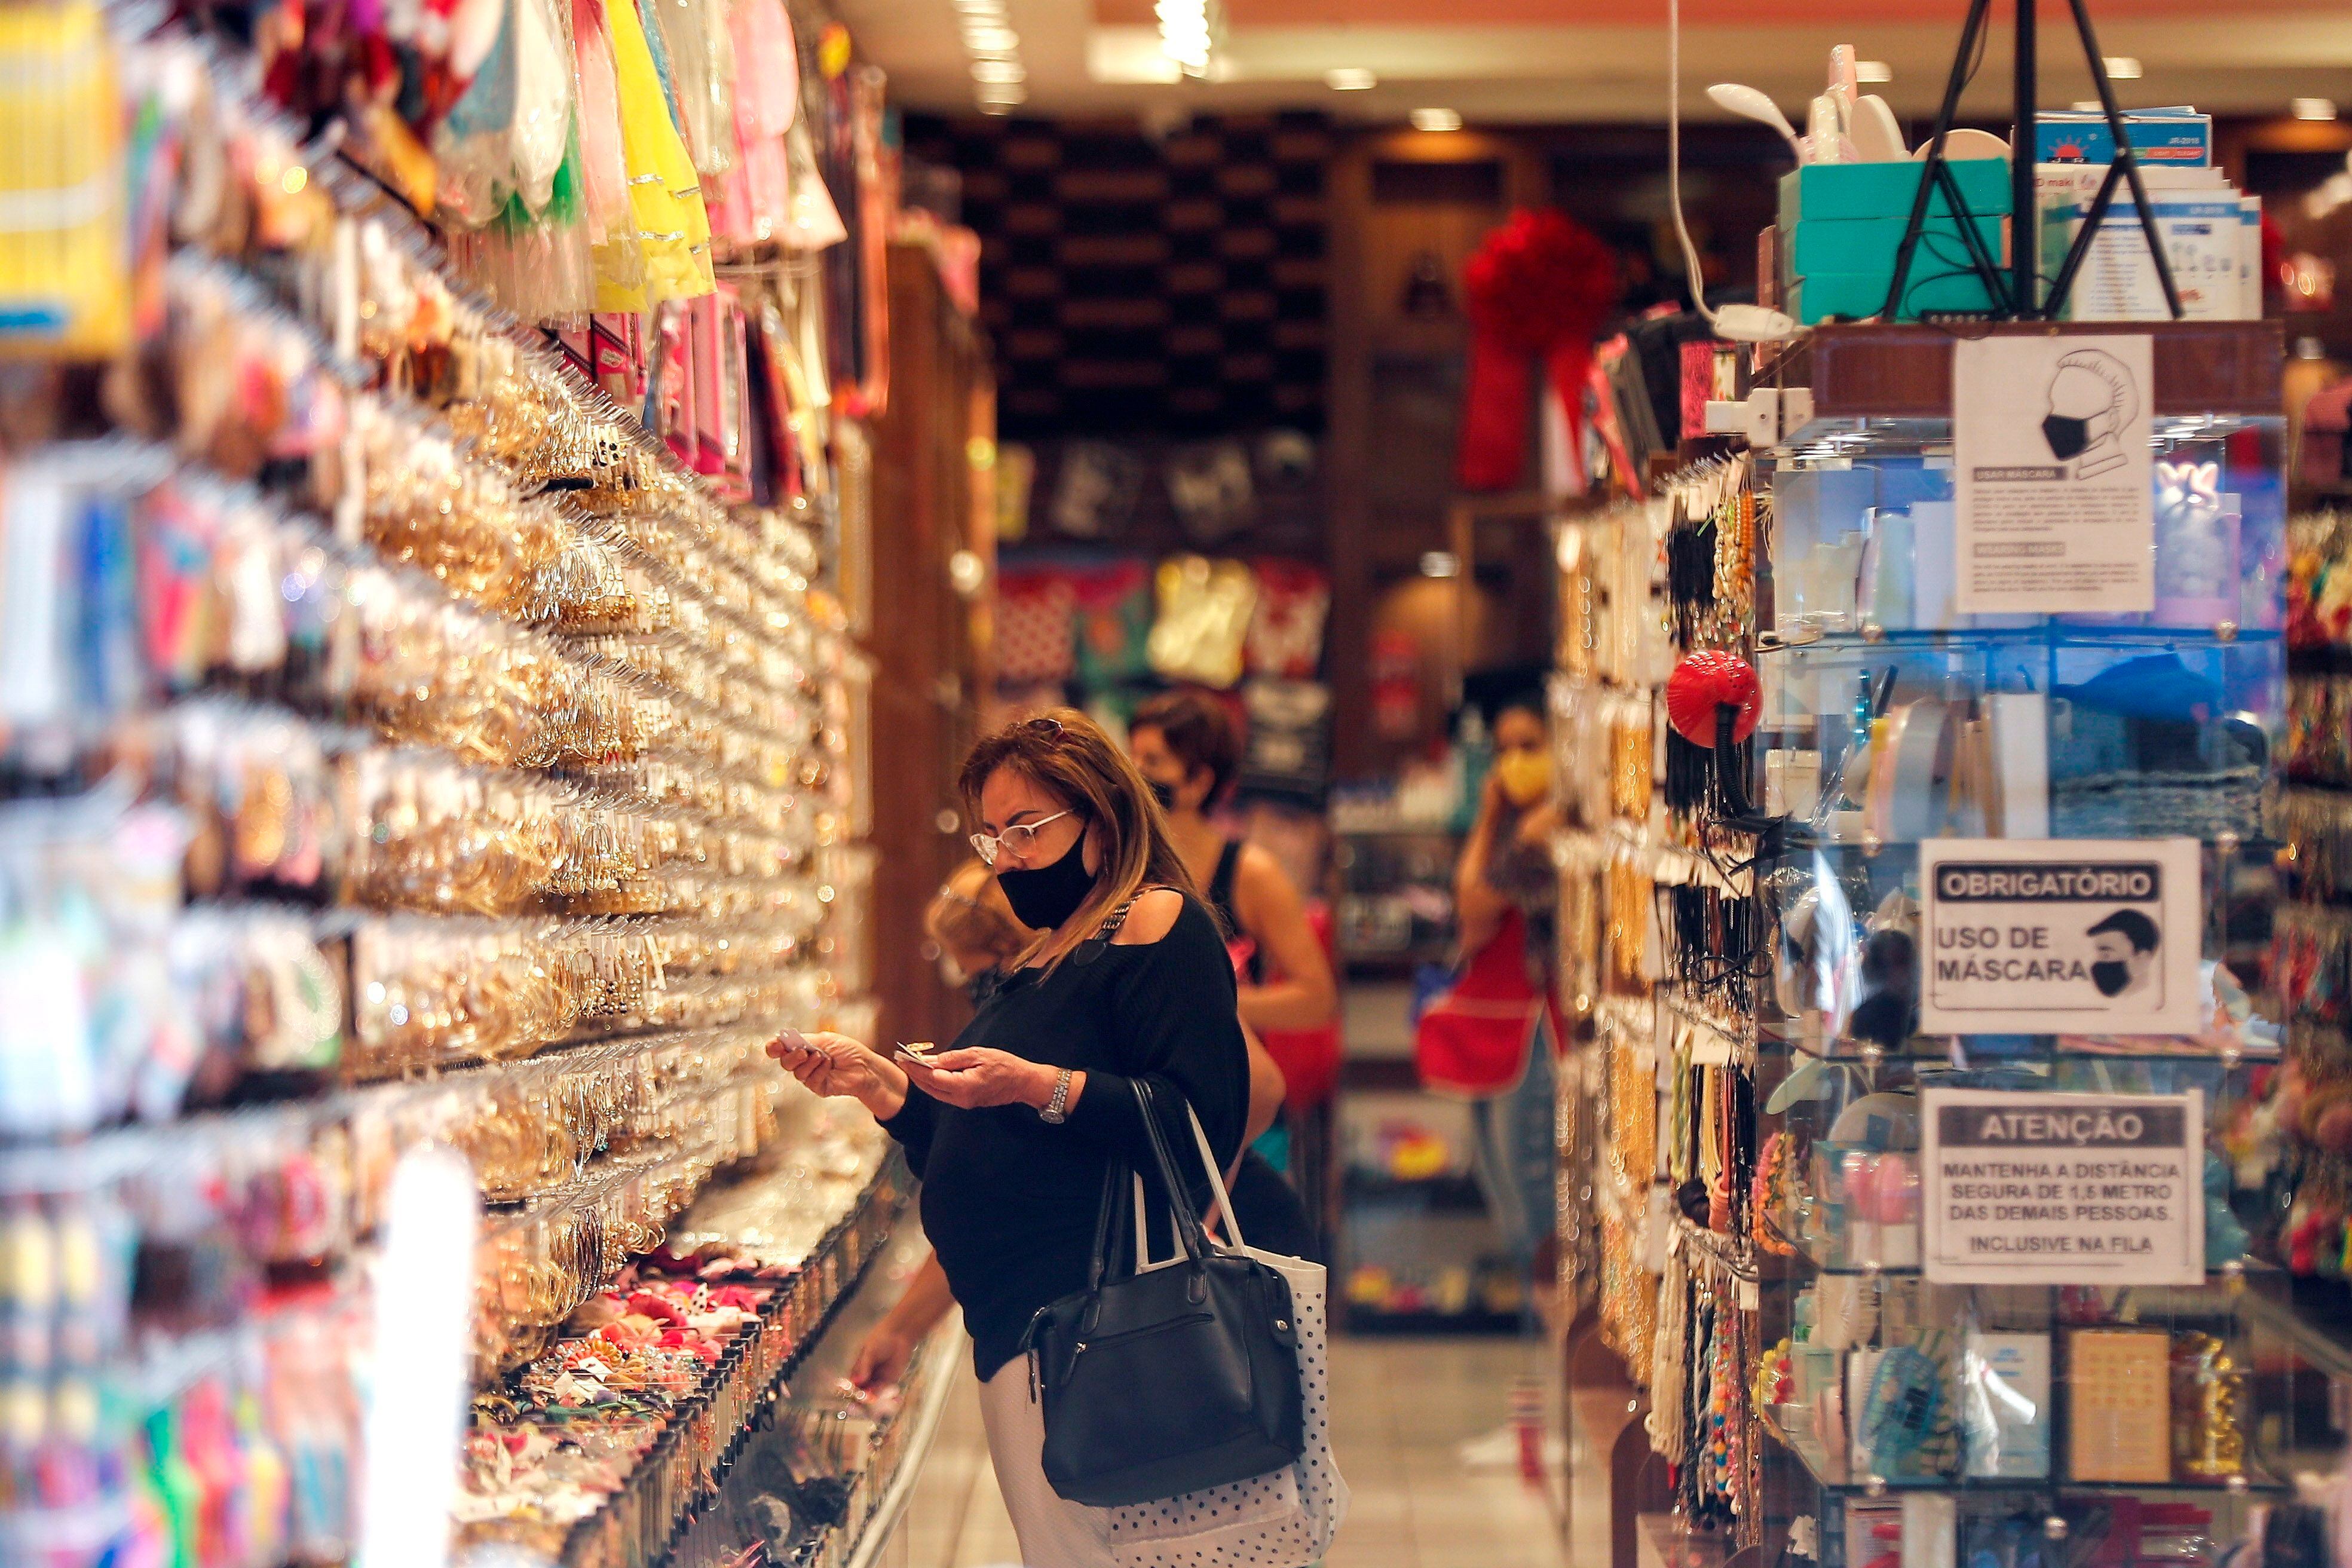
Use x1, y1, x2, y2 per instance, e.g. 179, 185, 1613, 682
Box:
0, 5, 909, 1563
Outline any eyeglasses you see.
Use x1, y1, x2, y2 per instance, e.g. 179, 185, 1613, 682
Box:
970, 808, 1077, 867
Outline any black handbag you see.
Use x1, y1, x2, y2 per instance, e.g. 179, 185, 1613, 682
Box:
1020, 1079, 1305, 1508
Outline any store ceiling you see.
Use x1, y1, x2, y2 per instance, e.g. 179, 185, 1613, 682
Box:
834, 0, 2352, 125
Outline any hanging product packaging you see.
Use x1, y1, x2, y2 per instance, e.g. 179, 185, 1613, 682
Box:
1148, 556, 1258, 690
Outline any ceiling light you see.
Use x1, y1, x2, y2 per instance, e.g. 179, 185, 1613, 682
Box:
1156, 0, 1218, 76
1420, 551, 1460, 579
1411, 108, 1463, 132
2102, 56, 2142, 79
1854, 60, 1892, 84
1324, 67, 1377, 91
954, 0, 1026, 114
2295, 97, 2340, 121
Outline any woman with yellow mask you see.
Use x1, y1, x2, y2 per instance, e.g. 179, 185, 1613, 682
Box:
1417, 696, 1561, 1316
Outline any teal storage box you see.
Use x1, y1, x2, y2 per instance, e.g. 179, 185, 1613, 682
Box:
1778, 158, 2011, 226
1781, 213, 2006, 282
1787, 268, 2000, 324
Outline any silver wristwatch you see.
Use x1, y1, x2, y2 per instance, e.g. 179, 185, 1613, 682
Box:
1039, 1067, 1074, 1124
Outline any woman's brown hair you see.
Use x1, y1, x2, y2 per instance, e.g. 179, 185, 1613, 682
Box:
1130, 690, 1243, 802
958, 708, 1199, 970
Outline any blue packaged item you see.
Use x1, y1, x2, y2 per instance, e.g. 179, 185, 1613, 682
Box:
2031, 108, 2210, 167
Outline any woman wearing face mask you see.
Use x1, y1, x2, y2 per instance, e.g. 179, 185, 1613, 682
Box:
1128, 691, 1339, 1037
768, 710, 1252, 1567
1129, 690, 1331, 1262
1456, 698, 1561, 963
845, 858, 1297, 1395
1420, 696, 1561, 1298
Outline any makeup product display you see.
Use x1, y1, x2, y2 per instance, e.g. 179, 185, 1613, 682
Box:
0, 5, 949, 1564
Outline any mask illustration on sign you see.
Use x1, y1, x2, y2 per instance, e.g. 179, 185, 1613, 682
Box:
2041, 350, 2138, 479
2084, 908, 2160, 1000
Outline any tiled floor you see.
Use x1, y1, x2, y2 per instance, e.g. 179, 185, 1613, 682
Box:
908, 1336, 1601, 1568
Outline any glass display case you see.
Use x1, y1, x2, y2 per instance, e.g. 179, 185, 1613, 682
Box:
1634, 324, 2348, 1568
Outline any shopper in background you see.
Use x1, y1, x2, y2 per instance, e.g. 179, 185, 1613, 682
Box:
1129, 691, 1331, 1258
1419, 694, 1561, 1302
1128, 690, 1340, 1036
770, 710, 1254, 1568
924, 857, 1027, 1003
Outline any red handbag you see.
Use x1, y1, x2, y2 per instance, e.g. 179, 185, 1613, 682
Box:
1414, 909, 1553, 1098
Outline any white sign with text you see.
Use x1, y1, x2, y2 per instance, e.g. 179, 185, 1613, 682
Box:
1953, 332, 2155, 614
1919, 837, 2201, 1037
1922, 1087, 2203, 1285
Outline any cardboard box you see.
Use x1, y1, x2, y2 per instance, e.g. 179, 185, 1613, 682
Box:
2032, 108, 2212, 168
1787, 268, 2001, 324
1778, 158, 2011, 227
1781, 213, 2007, 281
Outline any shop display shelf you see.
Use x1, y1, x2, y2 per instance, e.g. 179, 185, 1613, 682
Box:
541, 1159, 914, 1568
1779, 1218, 2261, 1284
1757, 1026, 2277, 1068
649, 1209, 963, 1568
1784, 1411, 2284, 1497
1770, 321, 2284, 431
1760, 624, 2282, 653
1771, 824, 2283, 855
1763, 1411, 2290, 1499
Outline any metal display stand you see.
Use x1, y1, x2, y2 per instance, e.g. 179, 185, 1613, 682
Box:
1884, 0, 2184, 321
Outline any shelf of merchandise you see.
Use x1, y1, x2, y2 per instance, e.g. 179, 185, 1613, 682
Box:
653, 1209, 967, 1568
1729, 321, 2322, 1568
1760, 1413, 2291, 1499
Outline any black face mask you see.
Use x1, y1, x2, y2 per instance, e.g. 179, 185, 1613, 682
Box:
1147, 778, 1178, 813
2043, 414, 2091, 461
996, 831, 1099, 932
2091, 960, 2132, 997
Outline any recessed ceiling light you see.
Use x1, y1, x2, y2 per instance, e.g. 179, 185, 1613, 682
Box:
2102, 56, 2142, 79
970, 59, 1026, 83
1855, 60, 1892, 84
1324, 67, 1377, 91
1156, 0, 1217, 76
2295, 97, 2340, 121
963, 24, 1018, 50
1410, 108, 1463, 132
1420, 551, 1460, 579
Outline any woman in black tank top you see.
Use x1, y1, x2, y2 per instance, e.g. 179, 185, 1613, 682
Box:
1128, 694, 1338, 1263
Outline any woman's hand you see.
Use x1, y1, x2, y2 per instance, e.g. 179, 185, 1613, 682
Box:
901, 1046, 1069, 1112
768, 1031, 908, 1119
849, 1322, 920, 1391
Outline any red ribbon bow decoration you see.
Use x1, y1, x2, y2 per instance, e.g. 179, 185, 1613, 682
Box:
1456, 209, 1621, 493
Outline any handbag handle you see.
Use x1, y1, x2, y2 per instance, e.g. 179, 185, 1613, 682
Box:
1083, 1156, 1128, 1294
1128, 1078, 1212, 1267
1134, 1104, 1250, 1264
